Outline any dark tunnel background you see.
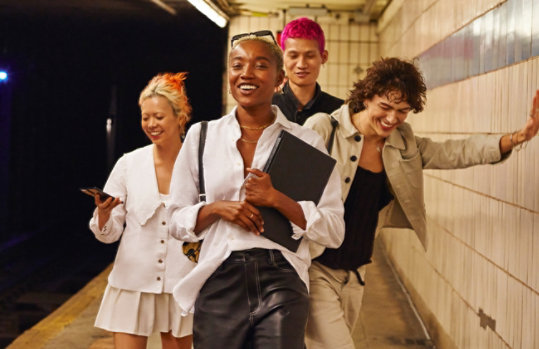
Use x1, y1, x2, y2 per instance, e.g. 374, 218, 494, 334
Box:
0, 6, 226, 343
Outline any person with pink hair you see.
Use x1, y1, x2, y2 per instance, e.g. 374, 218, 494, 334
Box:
272, 17, 343, 125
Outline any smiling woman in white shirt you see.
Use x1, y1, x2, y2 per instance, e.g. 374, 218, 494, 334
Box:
167, 32, 345, 349
89, 72, 194, 349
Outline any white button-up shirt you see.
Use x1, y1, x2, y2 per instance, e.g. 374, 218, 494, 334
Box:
89, 144, 195, 293
168, 106, 345, 313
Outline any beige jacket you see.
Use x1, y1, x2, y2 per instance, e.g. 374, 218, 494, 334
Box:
305, 104, 509, 250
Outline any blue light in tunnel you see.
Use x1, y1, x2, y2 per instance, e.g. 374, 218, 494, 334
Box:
0, 71, 7, 82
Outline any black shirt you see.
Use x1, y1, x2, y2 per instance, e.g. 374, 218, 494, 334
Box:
315, 166, 393, 270
272, 81, 343, 125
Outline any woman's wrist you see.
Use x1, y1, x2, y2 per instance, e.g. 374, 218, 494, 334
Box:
509, 132, 517, 148
512, 131, 527, 151
502, 131, 527, 155
97, 211, 110, 231
271, 190, 307, 230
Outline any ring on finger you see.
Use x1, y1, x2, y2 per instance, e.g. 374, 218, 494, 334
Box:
249, 212, 254, 219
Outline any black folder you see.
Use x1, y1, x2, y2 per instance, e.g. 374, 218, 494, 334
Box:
258, 130, 337, 252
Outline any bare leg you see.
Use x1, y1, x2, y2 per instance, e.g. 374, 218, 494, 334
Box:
113, 332, 148, 349
161, 331, 193, 349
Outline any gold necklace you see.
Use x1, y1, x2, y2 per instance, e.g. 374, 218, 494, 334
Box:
240, 123, 272, 130
239, 115, 276, 130
239, 137, 259, 144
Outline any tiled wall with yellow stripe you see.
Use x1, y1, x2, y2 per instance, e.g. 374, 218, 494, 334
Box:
378, 0, 538, 348
225, 15, 378, 114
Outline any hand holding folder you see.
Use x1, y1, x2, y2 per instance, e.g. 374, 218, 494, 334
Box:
248, 130, 336, 252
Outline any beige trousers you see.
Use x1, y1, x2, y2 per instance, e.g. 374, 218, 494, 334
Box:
305, 261, 367, 349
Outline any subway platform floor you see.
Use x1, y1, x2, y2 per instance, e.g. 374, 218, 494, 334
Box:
7, 239, 435, 349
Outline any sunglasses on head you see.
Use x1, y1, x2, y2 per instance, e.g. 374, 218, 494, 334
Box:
230, 30, 277, 48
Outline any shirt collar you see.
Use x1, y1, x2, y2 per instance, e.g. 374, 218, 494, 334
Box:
384, 125, 406, 150
224, 105, 294, 136
283, 81, 322, 111
272, 105, 294, 130
333, 104, 406, 150
131, 145, 163, 226
334, 104, 359, 139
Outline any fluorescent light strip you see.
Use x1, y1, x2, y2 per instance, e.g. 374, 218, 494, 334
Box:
288, 7, 328, 17
149, 0, 177, 15
186, 0, 228, 28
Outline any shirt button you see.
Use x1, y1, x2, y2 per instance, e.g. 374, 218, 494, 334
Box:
160, 240, 165, 244
157, 276, 161, 281
350, 155, 357, 162
354, 135, 362, 142
158, 259, 163, 263
161, 221, 166, 225
345, 177, 351, 183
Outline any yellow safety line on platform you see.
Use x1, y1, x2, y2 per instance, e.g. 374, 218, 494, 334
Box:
7, 264, 112, 349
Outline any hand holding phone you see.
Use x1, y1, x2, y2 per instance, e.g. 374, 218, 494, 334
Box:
82, 187, 122, 230
80, 187, 114, 202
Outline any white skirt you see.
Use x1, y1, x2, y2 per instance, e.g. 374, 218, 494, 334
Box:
95, 284, 193, 337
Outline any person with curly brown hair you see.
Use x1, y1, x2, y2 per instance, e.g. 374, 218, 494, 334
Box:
303, 57, 539, 349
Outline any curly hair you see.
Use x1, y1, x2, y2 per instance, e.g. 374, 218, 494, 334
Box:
347, 57, 426, 114
280, 17, 325, 53
138, 72, 192, 134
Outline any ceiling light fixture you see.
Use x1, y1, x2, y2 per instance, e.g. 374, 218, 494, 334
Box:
353, 0, 375, 23
186, 0, 229, 28
287, 6, 328, 18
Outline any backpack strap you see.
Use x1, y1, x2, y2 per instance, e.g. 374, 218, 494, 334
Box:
198, 121, 208, 202
326, 116, 339, 155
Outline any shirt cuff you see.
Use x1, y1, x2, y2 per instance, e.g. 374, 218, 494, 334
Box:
100, 219, 112, 235
89, 210, 113, 236
290, 201, 320, 240
172, 201, 207, 241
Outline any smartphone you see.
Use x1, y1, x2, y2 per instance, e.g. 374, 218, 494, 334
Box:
80, 187, 114, 201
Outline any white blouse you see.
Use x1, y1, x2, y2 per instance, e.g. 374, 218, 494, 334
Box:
89, 144, 195, 294
168, 106, 345, 313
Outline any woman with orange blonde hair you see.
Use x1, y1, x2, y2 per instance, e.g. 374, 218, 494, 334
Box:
89, 72, 194, 349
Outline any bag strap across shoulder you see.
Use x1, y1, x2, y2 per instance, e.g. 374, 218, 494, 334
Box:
181, 121, 207, 264
198, 121, 208, 202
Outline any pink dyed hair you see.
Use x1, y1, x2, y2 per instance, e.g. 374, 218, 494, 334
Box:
279, 17, 325, 53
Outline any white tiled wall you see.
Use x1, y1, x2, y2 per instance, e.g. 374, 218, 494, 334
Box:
224, 14, 378, 114
378, 0, 539, 348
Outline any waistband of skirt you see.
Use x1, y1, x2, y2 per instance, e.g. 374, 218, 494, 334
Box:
227, 248, 284, 262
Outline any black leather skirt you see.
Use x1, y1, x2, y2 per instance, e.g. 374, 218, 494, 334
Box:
194, 248, 309, 349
